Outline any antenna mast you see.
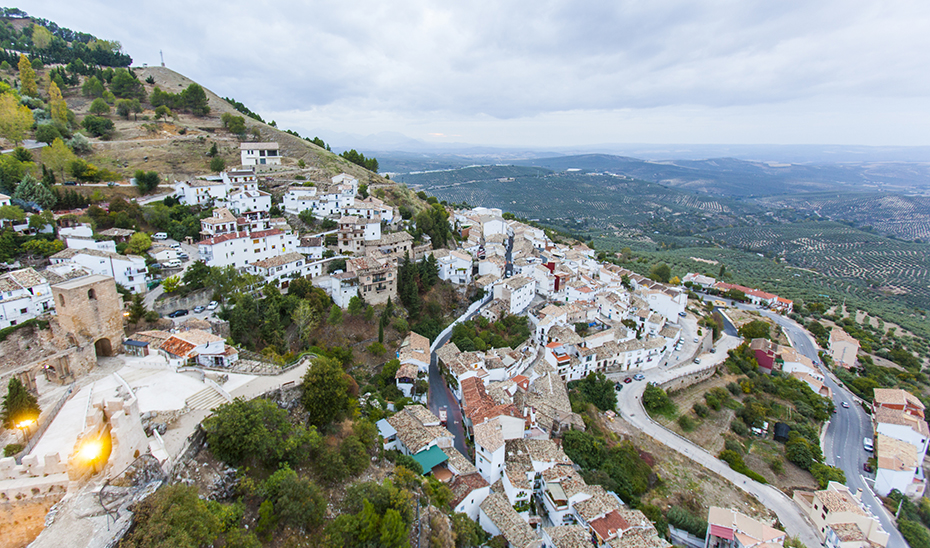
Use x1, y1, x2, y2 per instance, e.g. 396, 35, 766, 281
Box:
160, 50, 165, 67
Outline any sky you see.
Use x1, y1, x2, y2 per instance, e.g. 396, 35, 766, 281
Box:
27, 0, 930, 148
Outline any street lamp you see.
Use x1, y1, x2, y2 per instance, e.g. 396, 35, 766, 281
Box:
15, 418, 35, 444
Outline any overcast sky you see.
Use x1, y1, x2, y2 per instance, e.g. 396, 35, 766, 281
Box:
29, 0, 930, 148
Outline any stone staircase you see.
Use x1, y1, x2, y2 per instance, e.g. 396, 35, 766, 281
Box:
185, 387, 228, 410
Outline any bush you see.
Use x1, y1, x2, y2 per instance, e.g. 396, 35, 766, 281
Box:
810, 462, 846, 489
367, 342, 386, 356
82, 115, 115, 137
3, 443, 23, 457
393, 453, 423, 475
643, 385, 676, 418
724, 439, 744, 454
692, 403, 710, 418
667, 506, 707, 538
730, 420, 749, 437
898, 520, 930, 548
718, 450, 767, 484
677, 414, 696, 432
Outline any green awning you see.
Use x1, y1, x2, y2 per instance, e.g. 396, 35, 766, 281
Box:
411, 446, 449, 475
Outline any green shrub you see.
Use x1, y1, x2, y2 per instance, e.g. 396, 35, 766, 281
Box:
692, 403, 710, 418
724, 439, 744, 454
718, 449, 767, 484
730, 420, 749, 437
667, 506, 708, 538
677, 414, 696, 432
4, 443, 23, 457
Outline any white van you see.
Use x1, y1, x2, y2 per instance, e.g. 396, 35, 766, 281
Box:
153, 232, 168, 240
864, 437, 874, 452
164, 259, 182, 268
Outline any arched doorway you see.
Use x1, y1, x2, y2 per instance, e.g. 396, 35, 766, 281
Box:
94, 338, 113, 357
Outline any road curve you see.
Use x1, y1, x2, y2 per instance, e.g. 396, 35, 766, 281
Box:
615, 338, 823, 547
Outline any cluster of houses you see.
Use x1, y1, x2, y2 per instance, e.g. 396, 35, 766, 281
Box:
870, 388, 927, 499
749, 338, 832, 398
377, 397, 669, 548
0, 262, 110, 329
682, 273, 793, 312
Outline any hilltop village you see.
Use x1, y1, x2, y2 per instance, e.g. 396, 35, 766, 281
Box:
0, 16, 925, 548
1, 136, 922, 548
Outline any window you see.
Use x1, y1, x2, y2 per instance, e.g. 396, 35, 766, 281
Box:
59, 294, 65, 307
20, 308, 27, 314
88, 289, 96, 300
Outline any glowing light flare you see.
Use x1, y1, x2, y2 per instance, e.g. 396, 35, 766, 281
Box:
16, 418, 36, 429
78, 440, 103, 462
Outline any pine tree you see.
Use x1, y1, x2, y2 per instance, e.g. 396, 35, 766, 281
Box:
2, 378, 41, 429
378, 319, 384, 343
17, 54, 36, 97
13, 173, 57, 210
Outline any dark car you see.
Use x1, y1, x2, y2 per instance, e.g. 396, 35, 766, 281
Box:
167, 309, 189, 318
63, 181, 77, 186
615, 383, 623, 391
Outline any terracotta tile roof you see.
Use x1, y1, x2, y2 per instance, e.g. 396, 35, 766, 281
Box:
831, 523, 866, 542
874, 388, 925, 410
252, 252, 305, 269
174, 329, 224, 346
591, 509, 632, 541
877, 434, 918, 471
544, 525, 591, 548
873, 407, 930, 436
395, 363, 419, 381
479, 492, 538, 548
573, 484, 622, 522
816, 487, 867, 516
159, 336, 197, 358
443, 446, 478, 477
474, 417, 505, 453
199, 228, 284, 246
450, 472, 489, 508
398, 332, 430, 364
386, 405, 453, 454
707, 507, 785, 545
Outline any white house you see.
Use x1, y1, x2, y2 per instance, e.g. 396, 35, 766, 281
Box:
474, 417, 507, 484
451, 472, 491, 522
873, 407, 930, 460
149, 245, 179, 264
248, 252, 314, 287
283, 186, 318, 215
240, 142, 281, 166
0, 268, 55, 329
337, 215, 381, 254
49, 248, 148, 293
643, 286, 687, 320
874, 434, 925, 498
539, 467, 592, 526
328, 271, 359, 308
174, 178, 228, 206
437, 250, 473, 285
228, 189, 272, 214
0, 192, 10, 207
198, 229, 298, 269
158, 329, 238, 368
493, 275, 535, 315
64, 236, 117, 254
395, 363, 418, 398
200, 207, 240, 238
398, 332, 431, 373
296, 235, 325, 259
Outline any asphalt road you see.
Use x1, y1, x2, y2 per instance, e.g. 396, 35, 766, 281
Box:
756, 311, 907, 548
428, 324, 468, 455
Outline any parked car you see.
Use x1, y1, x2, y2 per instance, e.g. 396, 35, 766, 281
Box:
207, 301, 219, 310
863, 462, 873, 473
167, 309, 189, 318
615, 383, 623, 391
153, 232, 168, 240
693, 358, 701, 364
633, 373, 645, 381
193, 305, 206, 313
164, 259, 182, 268
63, 181, 77, 186
623, 377, 633, 384
678, 311, 687, 317
178, 253, 189, 260
170, 243, 181, 249
693, 337, 699, 343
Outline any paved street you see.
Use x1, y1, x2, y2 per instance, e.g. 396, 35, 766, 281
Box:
428, 327, 468, 455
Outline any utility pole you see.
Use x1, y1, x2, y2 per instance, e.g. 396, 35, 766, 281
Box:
160, 50, 165, 67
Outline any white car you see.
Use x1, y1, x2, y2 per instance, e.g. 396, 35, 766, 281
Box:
207, 301, 219, 310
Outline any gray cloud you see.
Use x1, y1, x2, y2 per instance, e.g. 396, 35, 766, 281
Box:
28, 0, 930, 146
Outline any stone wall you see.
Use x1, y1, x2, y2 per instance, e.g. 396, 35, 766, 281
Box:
153, 288, 213, 315
0, 496, 66, 548
661, 363, 719, 394
51, 275, 124, 356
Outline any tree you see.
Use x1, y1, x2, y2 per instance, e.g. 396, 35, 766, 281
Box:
134, 170, 161, 194
2, 377, 41, 429
82, 115, 115, 138
81, 76, 105, 98
223, 114, 246, 135
451, 513, 484, 548
300, 356, 351, 429
203, 398, 320, 468
121, 484, 222, 548
17, 54, 36, 97
292, 300, 320, 344
0, 94, 34, 145
128, 293, 146, 323
180, 83, 209, 116
649, 262, 671, 283
263, 466, 326, 530
13, 173, 57, 210
738, 320, 771, 341
347, 296, 365, 316
47, 81, 68, 126
209, 156, 225, 172
379, 509, 408, 548
109, 69, 146, 100
154, 105, 172, 122
34, 124, 61, 145
0, 205, 26, 222
126, 232, 152, 254
574, 372, 616, 413
161, 275, 181, 293
31, 25, 53, 50
328, 303, 343, 325
115, 98, 140, 119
